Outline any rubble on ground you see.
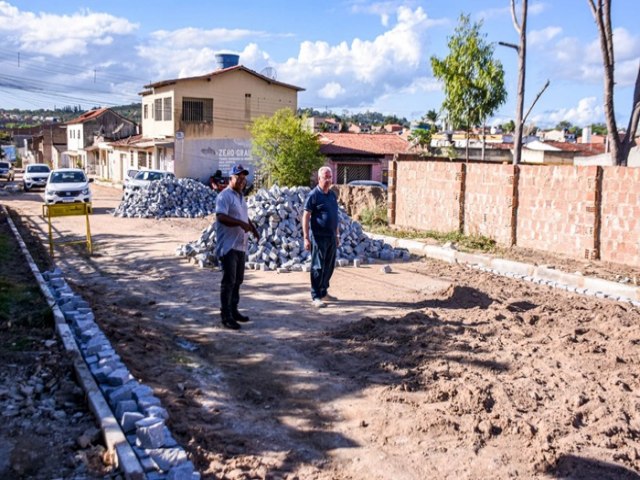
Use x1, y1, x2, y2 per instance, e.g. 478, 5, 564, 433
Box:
113, 177, 218, 218
177, 185, 410, 270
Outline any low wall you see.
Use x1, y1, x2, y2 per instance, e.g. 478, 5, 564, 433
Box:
389, 157, 640, 267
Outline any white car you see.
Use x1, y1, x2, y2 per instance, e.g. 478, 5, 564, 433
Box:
347, 180, 388, 191
45, 168, 93, 208
23, 163, 51, 191
123, 169, 175, 199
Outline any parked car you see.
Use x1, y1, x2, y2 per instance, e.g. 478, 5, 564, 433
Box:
44, 168, 93, 208
347, 180, 388, 190
122, 168, 139, 191
123, 169, 175, 199
0, 161, 15, 181
23, 163, 51, 191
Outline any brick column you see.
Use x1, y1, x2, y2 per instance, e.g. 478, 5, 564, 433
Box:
387, 154, 397, 225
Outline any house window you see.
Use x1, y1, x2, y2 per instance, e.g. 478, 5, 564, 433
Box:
182, 97, 213, 123
163, 97, 172, 121
245, 93, 251, 120
137, 151, 148, 169
144, 104, 148, 119
154, 99, 162, 121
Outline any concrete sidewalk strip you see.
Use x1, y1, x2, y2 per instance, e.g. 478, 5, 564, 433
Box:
371, 231, 640, 305
4, 206, 200, 480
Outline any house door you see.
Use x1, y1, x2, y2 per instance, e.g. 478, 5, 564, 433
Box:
337, 164, 371, 185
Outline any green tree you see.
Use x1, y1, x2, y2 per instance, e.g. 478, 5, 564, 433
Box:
250, 108, 324, 187
502, 120, 516, 133
590, 123, 608, 135
555, 120, 573, 131
431, 14, 507, 161
408, 128, 433, 154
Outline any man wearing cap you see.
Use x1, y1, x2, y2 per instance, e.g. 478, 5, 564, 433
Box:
215, 164, 259, 330
302, 166, 340, 308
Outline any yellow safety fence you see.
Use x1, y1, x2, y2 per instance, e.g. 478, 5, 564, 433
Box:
42, 203, 92, 257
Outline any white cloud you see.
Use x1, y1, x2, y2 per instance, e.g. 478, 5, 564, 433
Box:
149, 27, 267, 49
542, 27, 639, 87
531, 97, 603, 127
0, 1, 138, 56
274, 6, 441, 109
528, 26, 562, 47
319, 82, 346, 99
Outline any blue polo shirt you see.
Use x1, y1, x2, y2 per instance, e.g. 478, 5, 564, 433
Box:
304, 187, 339, 238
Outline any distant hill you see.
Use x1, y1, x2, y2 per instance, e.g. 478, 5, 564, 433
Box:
0, 103, 142, 129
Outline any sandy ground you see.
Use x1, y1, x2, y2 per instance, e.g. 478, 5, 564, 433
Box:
2, 181, 640, 480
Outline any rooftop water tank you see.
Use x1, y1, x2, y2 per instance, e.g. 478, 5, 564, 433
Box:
215, 52, 240, 70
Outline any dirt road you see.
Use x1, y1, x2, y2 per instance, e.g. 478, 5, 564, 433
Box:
3, 182, 640, 479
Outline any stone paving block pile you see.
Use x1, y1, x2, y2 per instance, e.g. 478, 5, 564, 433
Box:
43, 268, 200, 480
114, 177, 218, 219
177, 185, 410, 270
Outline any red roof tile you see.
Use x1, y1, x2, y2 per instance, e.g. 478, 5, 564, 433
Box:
543, 141, 606, 156
319, 133, 409, 155
66, 107, 109, 125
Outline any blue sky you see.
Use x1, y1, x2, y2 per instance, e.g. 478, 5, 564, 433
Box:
0, 0, 638, 129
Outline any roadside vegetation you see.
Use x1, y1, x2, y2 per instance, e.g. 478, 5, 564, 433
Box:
358, 205, 497, 253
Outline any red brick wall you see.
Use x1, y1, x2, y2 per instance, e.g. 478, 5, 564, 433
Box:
516, 165, 599, 259
464, 164, 515, 245
394, 160, 462, 232
392, 159, 640, 267
600, 167, 640, 265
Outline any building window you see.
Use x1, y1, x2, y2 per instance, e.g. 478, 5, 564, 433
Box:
181, 97, 213, 123
144, 104, 148, 119
154, 99, 162, 121
245, 93, 251, 120
163, 97, 172, 121
138, 151, 148, 169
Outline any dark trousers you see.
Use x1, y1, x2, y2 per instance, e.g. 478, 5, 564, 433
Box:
310, 235, 336, 300
220, 249, 245, 316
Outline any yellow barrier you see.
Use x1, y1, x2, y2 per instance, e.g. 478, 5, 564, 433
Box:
42, 203, 92, 257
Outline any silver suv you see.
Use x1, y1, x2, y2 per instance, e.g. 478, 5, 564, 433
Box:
23, 163, 51, 191
0, 161, 15, 181
123, 169, 175, 199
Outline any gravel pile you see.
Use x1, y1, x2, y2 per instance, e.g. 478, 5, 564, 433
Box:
113, 177, 218, 218
177, 185, 410, 270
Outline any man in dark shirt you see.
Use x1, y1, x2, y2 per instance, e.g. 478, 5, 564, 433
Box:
302, 166, 340, 308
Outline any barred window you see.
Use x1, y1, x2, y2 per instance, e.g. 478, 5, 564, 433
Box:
163, 97, 172, 121
182, 97, 213, 123
154, 99, 162, 120
143, 104, 148, 119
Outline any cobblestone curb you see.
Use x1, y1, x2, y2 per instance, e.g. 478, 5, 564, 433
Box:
4, 206, 199, 479
368, 233, 640, 306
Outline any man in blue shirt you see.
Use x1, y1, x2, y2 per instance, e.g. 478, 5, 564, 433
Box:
303, 166, 340, 308
215, 164, 259, 329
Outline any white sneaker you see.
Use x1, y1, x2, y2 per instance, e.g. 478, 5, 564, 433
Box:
312, 298, 326, 308
322, 293, 338, 302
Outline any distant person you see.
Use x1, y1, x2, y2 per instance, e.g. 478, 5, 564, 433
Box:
215, 164, 259, 329
302, 166, 340, 308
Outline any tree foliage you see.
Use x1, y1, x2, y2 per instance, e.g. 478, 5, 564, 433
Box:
250, 108, 324, 187
431, 15, 507, 133
408, 128, 433, 154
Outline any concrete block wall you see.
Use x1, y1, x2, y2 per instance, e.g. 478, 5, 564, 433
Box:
516, 165, 599, 259
393, 160, 463, 233
600, 167, 640, 265
392, 157, 640, 267
464, 163, 515, 245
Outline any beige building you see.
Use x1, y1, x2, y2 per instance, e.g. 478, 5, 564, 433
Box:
126, 62, 304, 182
